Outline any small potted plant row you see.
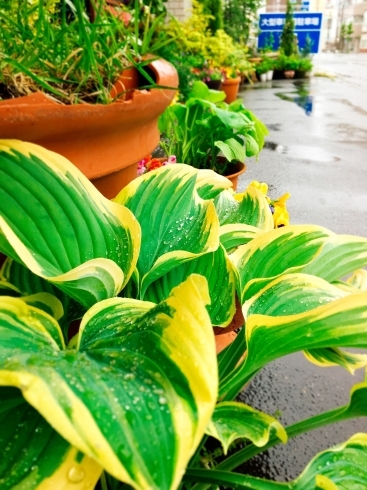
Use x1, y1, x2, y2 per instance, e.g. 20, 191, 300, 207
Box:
255, 55, 313, 81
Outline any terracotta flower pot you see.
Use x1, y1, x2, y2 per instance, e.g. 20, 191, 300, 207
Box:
284, 70, 295, 79
214, 296, 245, 354
222, 76, 241, 103
0, 58, 178, 199
225, 161, 247, 191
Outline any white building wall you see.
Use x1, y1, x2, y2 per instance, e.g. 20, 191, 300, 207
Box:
166, 0, 192, 20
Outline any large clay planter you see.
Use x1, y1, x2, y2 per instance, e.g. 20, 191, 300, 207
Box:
222, 76, 241, 103
0, 59, 178, 199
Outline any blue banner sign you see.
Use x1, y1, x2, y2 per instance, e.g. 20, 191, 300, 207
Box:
258, 12, 323, 53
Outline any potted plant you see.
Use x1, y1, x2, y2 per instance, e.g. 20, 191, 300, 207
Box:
0, 0, 178, 198
201, 67, 223, 91
256, 60, 270, 82
1, 140, 367, 489
296, 57, 313, 78
275, 54, 299, 79
159, 81, 269, 188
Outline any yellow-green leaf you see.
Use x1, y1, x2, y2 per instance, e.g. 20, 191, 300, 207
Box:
206, 402, 287, 455
0, 274, 218, 490
114, 164, 219, 298
0, 140, 140, 309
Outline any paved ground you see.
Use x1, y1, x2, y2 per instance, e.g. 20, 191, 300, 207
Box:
235, 53, 367, 481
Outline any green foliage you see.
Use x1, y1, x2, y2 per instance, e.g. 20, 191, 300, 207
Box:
1, 139, 367, 490
163, 0, 253, 91
223, 0, 262, 43
159, 81, 268, 174
301, 34, 313, 57
280, 0, 296, 56
0, 0, 169, 104
256, 57, 274, 75
198, 0, 224, 33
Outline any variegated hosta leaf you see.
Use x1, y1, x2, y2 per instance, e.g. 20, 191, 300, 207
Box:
1, 258, 85, 333
205, 402, 287, 455
114, 164, 219, 298
242, 273, 349, 319
232, 225, 367, 303
0, 387, 101, 490
220, 293, 367, 397
304, 347, 367, 374
331, 280, 360, 294
195, 169, 232, 200
0, 275, 218, 490
143, 245, 236, 327
347, 269, 367, 292
214, 187, 273, 231
291, 433, 367, 490
220, 224, 265, 253
0, 140, 140, 309
241, 273, 367, 373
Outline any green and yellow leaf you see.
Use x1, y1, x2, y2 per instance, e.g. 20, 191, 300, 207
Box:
206, 402, 287, 455
214, 187, 273, 231
291, 433, 367, 489
347, 268, 367, 292
0, 274, 218, 490
220, 224, 265, 252
0, 386, 101, 490
114, 164, 220, 298
220, 293, 367, 397
195, 169, 232, 200
143, 244, 236, 327
1, 258, 85, 334
232, 225, 367, 303
0, 140, 140, 309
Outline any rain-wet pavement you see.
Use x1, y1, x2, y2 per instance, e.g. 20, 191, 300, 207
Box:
235, 53, 367, 481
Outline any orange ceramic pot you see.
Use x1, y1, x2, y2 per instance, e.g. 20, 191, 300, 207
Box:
225, 161, 246, 191
0, 59, 178, 199
222, 76, 241, 103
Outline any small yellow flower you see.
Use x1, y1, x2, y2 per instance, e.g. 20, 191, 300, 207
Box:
248, 181, 268, 195
271, 193, 291, 228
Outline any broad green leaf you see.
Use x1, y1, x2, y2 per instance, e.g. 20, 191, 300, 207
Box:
0, 387, 101, 490
0, 280, 20, 296
143, 244, 236, 327
242, 273, 349, 318
245, 134, 260, 157
331, 280, 360, 294
220, 293, 367, 397
188, 81, 226, 103
347, 269, 367, 292
195, 169, 232, 200
1, 257, 85, 336
220, 224, 265, 252
206, 402, 287, 454
211, 382, 367, 477
304, 347, 367, 374
232, 225, 367, 303
302, 235, 367, 284
214, 138, 247, 163
184, 434, 367, 489
0, 275, 218, 490
114, 165, 219, 298
0, 140, 140, 309
240, 273, 367, 373
214, 188, 273, 231
291, 433, 367, 489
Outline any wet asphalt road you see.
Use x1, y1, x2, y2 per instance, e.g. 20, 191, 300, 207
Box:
235, 53, 367, 481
